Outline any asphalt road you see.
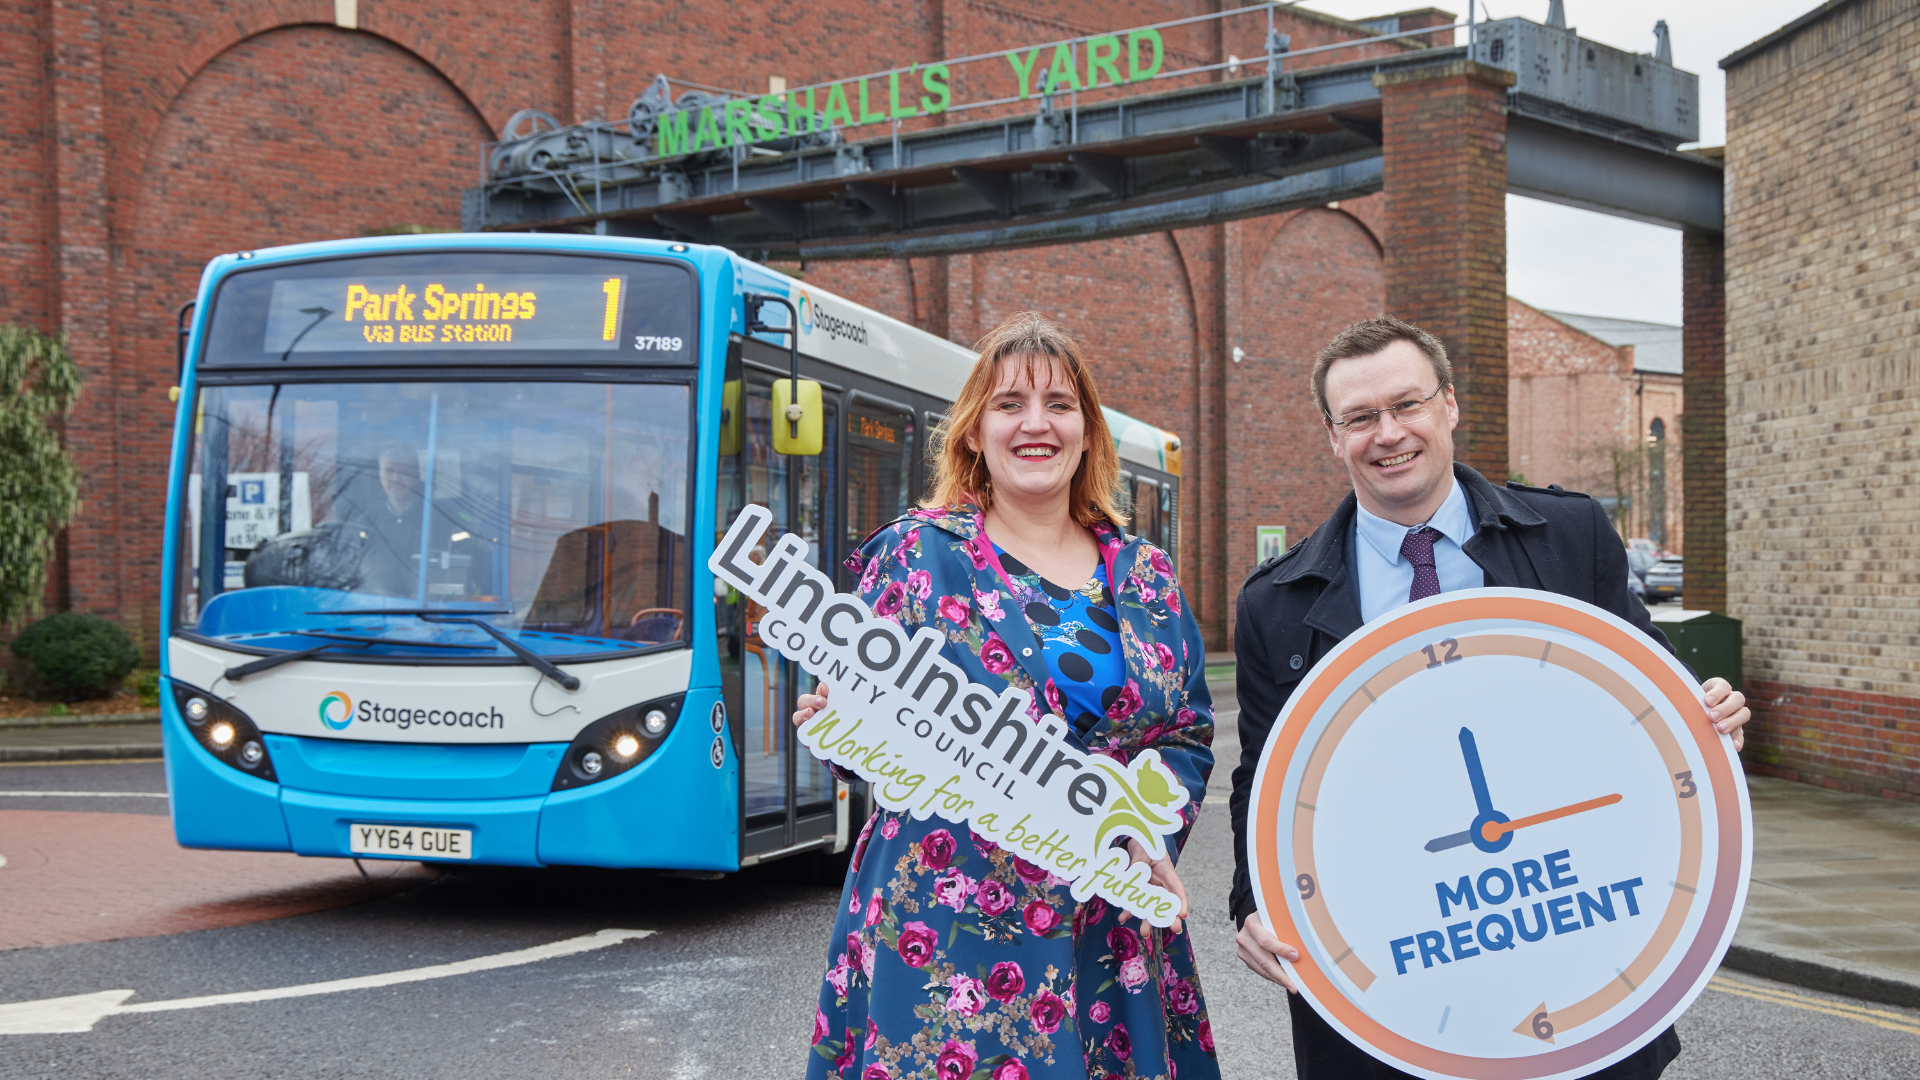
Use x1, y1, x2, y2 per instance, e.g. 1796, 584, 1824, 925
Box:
2, 724, 1918, 1078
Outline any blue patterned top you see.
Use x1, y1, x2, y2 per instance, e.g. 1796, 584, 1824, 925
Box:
991, 541, 1125, 740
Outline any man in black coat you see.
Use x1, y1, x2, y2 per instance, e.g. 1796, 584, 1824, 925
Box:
1228, 317, 1750, 1080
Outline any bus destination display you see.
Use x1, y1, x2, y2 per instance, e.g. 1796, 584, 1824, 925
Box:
262, 274, 631, 355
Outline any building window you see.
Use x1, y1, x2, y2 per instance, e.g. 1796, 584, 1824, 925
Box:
1648, 418, 1667, 549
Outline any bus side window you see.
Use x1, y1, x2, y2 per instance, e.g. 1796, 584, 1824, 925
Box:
1134, 477, 1159, 550
847, 400, 915, 588
1160, 482, 1178, 565
921, 409, 944, 504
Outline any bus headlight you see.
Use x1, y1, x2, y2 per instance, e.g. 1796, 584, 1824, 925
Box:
169, 679, 276, 781
552, 694, 683, 791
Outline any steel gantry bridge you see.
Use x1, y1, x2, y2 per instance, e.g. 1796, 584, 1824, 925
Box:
464, 6, 1723, 258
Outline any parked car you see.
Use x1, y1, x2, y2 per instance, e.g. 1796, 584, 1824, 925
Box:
1627, 547, 1660, 589
1644, 556, 1683, 602
1628, 563, 1647, 599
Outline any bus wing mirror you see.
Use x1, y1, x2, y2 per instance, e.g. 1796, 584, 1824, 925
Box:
719, 380, 742, 457
772, 379, 824, 456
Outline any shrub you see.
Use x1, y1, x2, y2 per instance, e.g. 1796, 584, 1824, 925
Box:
9, 612, 139, 701
0, 324, 84, 626
133, 668, 161, 708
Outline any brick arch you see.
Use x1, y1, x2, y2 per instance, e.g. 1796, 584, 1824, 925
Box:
1222, 206, 1385, 590
107, 26, 499, 651
1332, 200, 1387, 252
111, 1, 503, 230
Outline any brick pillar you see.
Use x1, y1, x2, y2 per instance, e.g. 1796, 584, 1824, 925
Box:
1681, 228, 1726, 612
1377, 60, 1515, 481
46, 0, 120, 624
1171, 224, 1229, 649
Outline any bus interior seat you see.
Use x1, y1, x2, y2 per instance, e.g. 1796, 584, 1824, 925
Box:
525, 520, 686, 643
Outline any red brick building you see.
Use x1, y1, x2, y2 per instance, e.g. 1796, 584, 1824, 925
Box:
6, 0, 1482, 655
1508, 298, 1684, 553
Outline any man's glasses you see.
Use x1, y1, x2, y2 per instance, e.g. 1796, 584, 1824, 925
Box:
1325, 386, 1445, 439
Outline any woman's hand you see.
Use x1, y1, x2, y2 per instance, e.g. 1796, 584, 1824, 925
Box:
792, 684, 831, 728
1701, 677, 1749, 752
1235, 916, 1303, 993
1123, 838, 1189, 935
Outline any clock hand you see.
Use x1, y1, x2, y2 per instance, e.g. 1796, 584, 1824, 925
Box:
1458, 727, 1497, 817
1479, 793, 1623, 842
1424, 829, 1473, 853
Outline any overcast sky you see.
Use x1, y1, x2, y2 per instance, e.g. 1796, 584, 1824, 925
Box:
1298, 0, 1818, 325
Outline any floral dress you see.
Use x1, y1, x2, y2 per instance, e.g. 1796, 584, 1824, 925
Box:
807, 506, 1218, 1080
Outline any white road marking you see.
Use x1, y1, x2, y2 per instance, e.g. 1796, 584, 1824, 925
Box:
0, 928, 654, 1035
0, 791, 167, 798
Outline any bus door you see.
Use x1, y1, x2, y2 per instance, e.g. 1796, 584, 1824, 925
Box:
840, 394, 917, 824
720, 371, 838, 858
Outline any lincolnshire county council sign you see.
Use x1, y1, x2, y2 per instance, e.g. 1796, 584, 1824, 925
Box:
1247, 588, 1751, 1080
709, 505, 1191, 927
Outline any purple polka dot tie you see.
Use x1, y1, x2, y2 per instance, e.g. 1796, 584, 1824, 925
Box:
1401, 527, 1441, 602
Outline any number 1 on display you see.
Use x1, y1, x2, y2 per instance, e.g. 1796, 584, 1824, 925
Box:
601, 277, 622, 341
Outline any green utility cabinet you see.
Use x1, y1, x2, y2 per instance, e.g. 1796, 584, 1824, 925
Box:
1650, 608, 1743, 693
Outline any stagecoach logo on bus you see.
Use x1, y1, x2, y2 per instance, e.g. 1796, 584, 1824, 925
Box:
318, 691, 355, 732
797, 290, 868, 346
317, 692, 507, 733
709, 504, 1192, 927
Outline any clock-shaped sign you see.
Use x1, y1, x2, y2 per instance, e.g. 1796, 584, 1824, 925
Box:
1248, 588, 1751, 1080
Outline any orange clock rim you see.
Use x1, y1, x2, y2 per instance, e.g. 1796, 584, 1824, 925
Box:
1251, 594, 1744, 1080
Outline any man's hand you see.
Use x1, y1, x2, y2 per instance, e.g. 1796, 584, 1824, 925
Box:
1701, 677, 1749, 752
1124, 839, 1189, 935
793, 684, 830, 728
1236, 916, 1302, 993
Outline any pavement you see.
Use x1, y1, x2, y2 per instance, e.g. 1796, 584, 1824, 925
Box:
0, 721, 162, 762
1725, 775, 1920, 1007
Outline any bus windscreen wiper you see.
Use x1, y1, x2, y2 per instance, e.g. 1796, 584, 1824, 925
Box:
224, 631, 494, 681
316, 608, 581, 692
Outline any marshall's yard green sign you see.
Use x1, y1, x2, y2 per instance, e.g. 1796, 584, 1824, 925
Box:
657, 27, 1168, 159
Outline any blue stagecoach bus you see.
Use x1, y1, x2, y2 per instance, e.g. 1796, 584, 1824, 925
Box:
160, 233, 1183, 872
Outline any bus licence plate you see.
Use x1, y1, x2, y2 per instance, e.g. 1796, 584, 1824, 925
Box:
349, 823, 472, 860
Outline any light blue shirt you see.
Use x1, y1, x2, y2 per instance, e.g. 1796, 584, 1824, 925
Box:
1353, 478, 1485, 623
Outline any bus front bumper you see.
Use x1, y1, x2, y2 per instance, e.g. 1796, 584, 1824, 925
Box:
161, 687, 738, 871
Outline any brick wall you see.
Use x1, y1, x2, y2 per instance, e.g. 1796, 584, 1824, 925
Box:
1745, 681, 1920, 802
1723, 0, 1920, 797
1377, 60, 1514, 482
1223, 206, 1386, 595
7, 0, 1445, 655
